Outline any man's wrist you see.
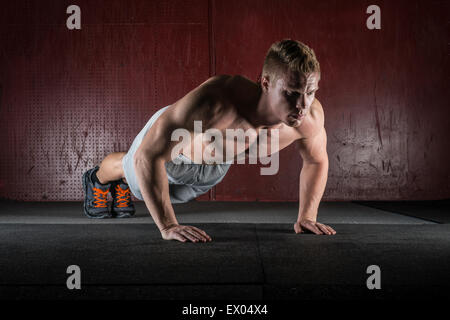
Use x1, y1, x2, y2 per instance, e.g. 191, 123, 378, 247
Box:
160, 222, 179, 232
297, 212, 317, 222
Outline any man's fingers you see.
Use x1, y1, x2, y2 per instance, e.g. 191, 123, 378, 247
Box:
162, 225, 212, 243
325, 225, 336, 235
190, 226, 212, 241
294, 221, 336, 236
185, 228, 208, 242
317, 223, 331, 235
180, 230, 200, 242
320, 224, 336, 235
190, 226, 207, 236
305, 222, 323, 235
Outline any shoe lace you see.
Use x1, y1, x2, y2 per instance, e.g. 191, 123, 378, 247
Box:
115, 185, 131, 208
92, 187, 109, 208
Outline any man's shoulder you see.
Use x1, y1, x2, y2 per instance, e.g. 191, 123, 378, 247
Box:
197, 75, 252, 125
311, 98, 325, 126
195, 74, 235, 101
167, 75, 238, 129
295, 98, 325, 139
197, 74, 254, 102
199, 74, 233, 87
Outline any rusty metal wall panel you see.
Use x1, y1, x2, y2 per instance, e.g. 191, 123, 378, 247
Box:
0, 0, 210, 201
212, 0, 449, 201
0, 0, 448, 202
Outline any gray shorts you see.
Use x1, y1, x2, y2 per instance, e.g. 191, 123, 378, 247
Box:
122, 105, 231, 203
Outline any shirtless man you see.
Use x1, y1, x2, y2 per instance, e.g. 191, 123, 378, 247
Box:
82, 39, 336, 242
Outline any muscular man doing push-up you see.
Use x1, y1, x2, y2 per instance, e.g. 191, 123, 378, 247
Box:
82, 39, 336, 242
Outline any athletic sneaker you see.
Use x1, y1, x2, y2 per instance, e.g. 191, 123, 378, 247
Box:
82, 166, 112, 218
110, 179, 135, 218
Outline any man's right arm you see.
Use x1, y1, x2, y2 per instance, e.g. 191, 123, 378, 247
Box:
133, 108, 211, 243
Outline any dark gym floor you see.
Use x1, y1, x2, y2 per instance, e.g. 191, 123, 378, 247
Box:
0, 200, 449, 300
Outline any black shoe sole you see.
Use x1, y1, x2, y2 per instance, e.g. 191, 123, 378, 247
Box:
111, 211, 135, 218
82, 169, 112, 219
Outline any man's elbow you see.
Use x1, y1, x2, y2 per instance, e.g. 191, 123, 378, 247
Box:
133, 150, 147, 167
133, 151, 157, 170
302, 154, 329, 167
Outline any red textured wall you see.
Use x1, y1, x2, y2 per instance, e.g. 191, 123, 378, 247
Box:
0, 0, 448, 201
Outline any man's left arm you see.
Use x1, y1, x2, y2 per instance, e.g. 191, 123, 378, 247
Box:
295, 126, 336, 235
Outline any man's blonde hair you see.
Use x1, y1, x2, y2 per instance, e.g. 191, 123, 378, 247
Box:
262, 39, 320, 85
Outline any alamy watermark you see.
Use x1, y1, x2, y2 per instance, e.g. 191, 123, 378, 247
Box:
170, 121, 280, 175
366, 265, 381, 290
366, 5, 381, 30
66, 265, 81, 290
66, 5, 81, 30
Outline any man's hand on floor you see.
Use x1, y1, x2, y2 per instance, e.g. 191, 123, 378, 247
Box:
161, 224, 212, 243
294, 219, 336, 235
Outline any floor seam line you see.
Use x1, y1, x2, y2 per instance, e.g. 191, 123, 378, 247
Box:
351, 201, 442, 224
254, 225, 267, 299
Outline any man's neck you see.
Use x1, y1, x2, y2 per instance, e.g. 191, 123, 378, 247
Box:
228, 76, 282, 129
245, 84, 282, 129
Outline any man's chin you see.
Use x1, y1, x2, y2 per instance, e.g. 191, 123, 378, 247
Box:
285, 117, 301, 127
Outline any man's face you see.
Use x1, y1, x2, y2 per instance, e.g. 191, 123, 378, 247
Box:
263, 70, 320, 127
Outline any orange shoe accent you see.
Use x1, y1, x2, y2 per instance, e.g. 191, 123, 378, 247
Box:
115, 185, 131, 208
92, 187, 109, 208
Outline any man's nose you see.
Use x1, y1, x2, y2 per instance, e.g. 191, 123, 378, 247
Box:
296, 95, 307, 109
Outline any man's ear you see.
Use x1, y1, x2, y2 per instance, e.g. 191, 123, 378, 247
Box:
261, 75, 270, 92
